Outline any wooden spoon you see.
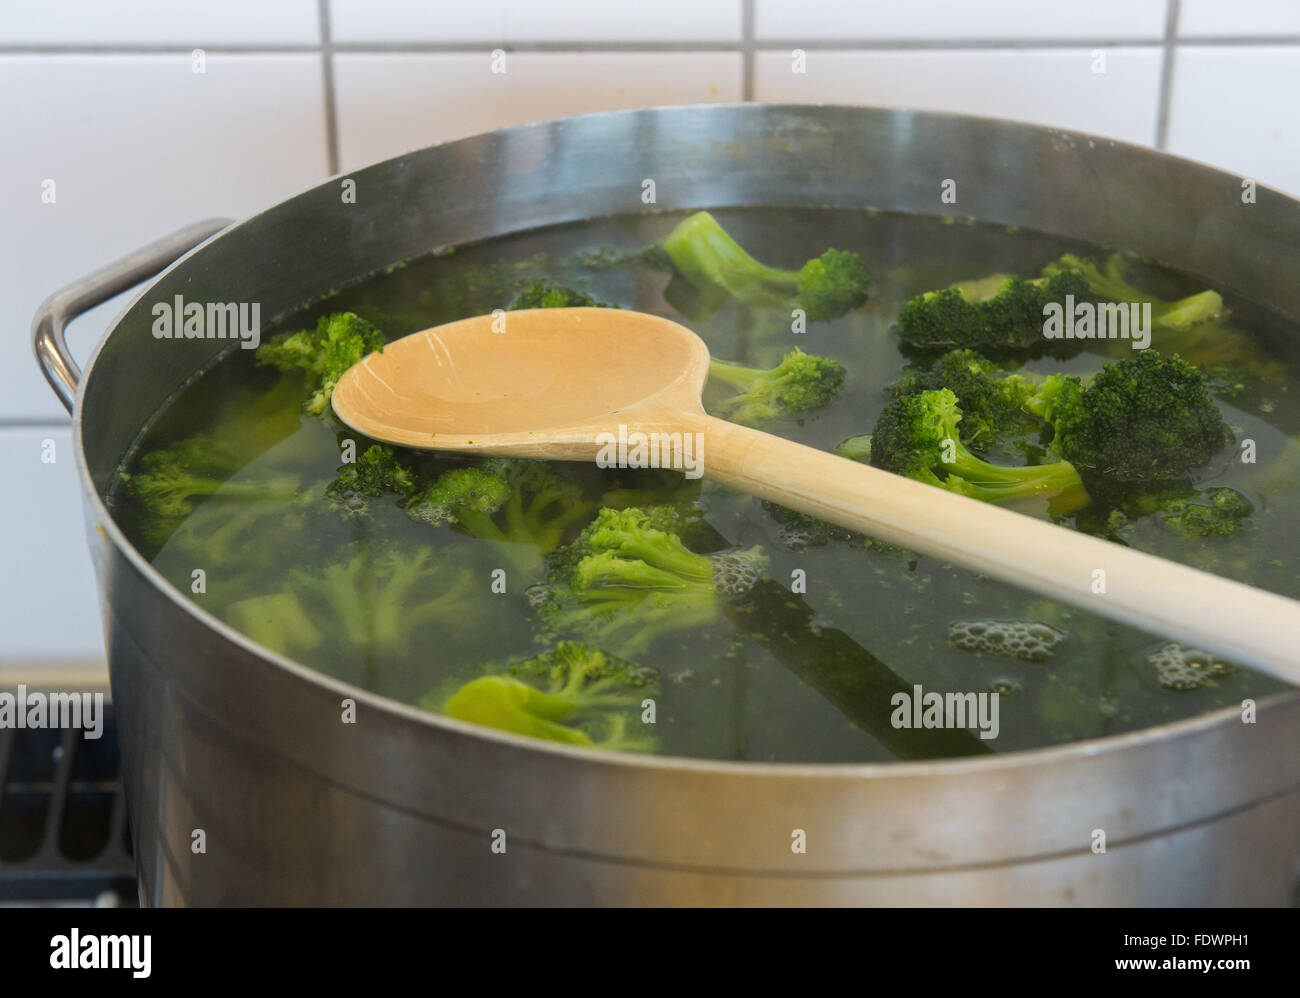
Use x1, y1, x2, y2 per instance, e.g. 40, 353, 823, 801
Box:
332, 307, 1300, 681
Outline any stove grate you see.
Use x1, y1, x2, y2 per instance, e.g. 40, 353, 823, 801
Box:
0, 702, 137, 906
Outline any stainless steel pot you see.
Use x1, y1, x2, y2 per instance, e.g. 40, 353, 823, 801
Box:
34, 105, 1300, 906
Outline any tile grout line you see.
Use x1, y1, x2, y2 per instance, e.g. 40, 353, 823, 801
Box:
1154, 0, 1181, 150
6, 36, 1300, 56
741, 0, 755, 100
318, 0, 340, 175
0, 421, 73, 431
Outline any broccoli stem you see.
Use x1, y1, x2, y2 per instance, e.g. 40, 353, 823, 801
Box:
611, 537, 713, 583
707, 357, 767, 390
1049, 255, 1224, 330
663, 212, 798, 306
443, 677, 597, 745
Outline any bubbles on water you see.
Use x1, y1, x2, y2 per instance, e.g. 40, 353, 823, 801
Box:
709, 550, 764, 596
776, 523, 815, 551
949, 619, 1067, 663
1149, 642, 1231, 690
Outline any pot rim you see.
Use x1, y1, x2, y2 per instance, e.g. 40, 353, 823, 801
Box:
69, 102, 1300, 779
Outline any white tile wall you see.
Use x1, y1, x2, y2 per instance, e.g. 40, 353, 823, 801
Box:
1166, 46, 1300, 197
0, 0, 320, 45
0, 428, 104, 665
754, 48, 1164, 145
334, 51, 742, 169
0, 54, 329, 423
330, 0, 743, 43
754, 0, 1169, 41
1179, 0, 1300, 37
0, 53, 327, 666
2, 0, 1298, 671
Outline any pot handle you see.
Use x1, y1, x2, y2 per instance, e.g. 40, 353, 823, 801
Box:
32, 218, 233, 413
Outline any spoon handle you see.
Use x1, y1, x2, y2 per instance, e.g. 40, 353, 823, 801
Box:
689, 413, 1300, 682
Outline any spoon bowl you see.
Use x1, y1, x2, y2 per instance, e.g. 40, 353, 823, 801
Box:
332, 308, 711, 457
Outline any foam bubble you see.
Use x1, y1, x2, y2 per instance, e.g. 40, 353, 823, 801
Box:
708, 551, 763, 596
1148, 642, 1231, 690
949, 619, 1067, 663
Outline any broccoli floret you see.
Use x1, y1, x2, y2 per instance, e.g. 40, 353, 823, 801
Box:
537, 507, 766, 657
707, 348, 846, 426
1039, 350, 1230, 485
120, 435, 300, 546
870, 388, 1089, 511
223, 592, 323, 659
1129, 486, 1253, 537
509, 282, 614, 309
1040, 253, 1287, 377
161, 486, 316, 572
894, 271, 1091, 352
661, 211, 871, 321
287, 541, 472, 658
888, 349, 1039, 452
1041, 253, 1223, 331
432, 641, 659, 751
256, 312, 385, 415
325, 444, 416, 519
405, 458, 594, 569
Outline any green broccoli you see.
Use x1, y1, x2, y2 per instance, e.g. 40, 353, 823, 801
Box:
594, 471, 725, 551
1039, 252, 1286, 376
870, 388, 1089, 511
1031, 350, 1230, 486
836, 434, 873, 463
661, 210, 871, 321
120, 434, 301, 546
707, 348, 846, 426
1131, 486, 1253, 538
161, 485, 315, 571
894, 270, 1091, 352
509, 282, 614, 309
223, 592, 323, 659
256, 312, 385, 415
404, 458, 595, 569
537, 507, 767, 657
1041, 253, 1223, 332
325, 444, 416, 519
888, 349, 1040, 452
432, 641, 658, 751
287, 541, 473, 658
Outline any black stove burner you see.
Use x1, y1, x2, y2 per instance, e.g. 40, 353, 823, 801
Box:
0, 703, 136, 906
